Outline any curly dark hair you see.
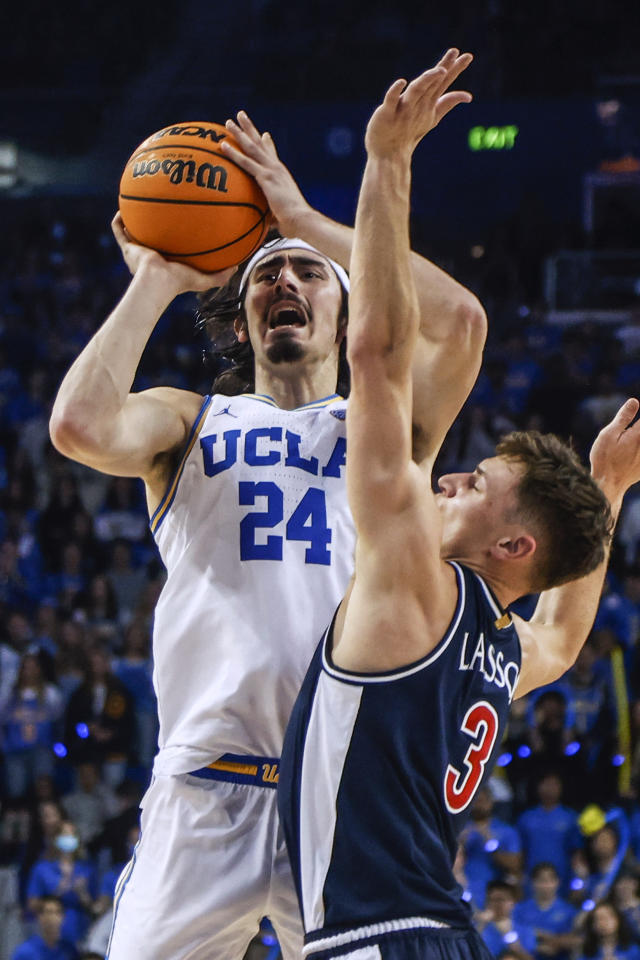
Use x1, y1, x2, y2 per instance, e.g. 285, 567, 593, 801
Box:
496, 431, 614, 592
196, 238, 350, 397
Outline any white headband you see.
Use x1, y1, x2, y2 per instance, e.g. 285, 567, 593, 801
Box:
239, 237, 350, 294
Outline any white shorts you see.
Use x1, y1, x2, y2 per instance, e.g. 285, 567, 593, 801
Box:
106, 772, 303, 960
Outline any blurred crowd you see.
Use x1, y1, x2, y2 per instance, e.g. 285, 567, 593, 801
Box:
0, 192, 639, 960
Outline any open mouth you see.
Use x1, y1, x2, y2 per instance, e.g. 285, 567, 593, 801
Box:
268, 306, 307, 330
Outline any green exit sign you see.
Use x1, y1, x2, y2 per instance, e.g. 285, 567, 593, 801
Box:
468, 125, 519, 151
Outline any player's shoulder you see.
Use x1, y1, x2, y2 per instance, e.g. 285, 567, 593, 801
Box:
298, 393, 348, 415
138, 387, 206, 425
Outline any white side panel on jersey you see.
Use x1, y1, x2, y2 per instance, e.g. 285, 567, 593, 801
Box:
299, 672, 363, 933
339, 949, 382, 960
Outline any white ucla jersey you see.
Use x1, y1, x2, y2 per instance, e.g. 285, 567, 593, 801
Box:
149, 392, 354, 776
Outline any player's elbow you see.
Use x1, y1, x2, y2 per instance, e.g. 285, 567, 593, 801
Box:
49, 402, 105, 461
456, 297, 487, 356
49, 411, 84, 460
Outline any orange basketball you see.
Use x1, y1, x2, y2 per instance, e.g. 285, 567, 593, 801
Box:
118, 121, 270, 272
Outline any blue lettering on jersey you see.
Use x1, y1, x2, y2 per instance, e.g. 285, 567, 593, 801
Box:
285, 432, 320, 475
245, 427, 282, 466
200, 429, 241, 477
322, 436, 346, 478
459, 632, 519, 701
199, 429, 346, 479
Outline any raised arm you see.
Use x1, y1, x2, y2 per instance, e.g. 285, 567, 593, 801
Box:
514, 398, 640, 698
321, 61, 474, 672
220, 56, 485, 461
49, 216, 233, 492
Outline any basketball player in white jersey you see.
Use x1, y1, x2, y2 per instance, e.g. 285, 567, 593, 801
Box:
49, 49, 483, 960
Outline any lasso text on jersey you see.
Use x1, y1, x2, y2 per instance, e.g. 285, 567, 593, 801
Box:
459, 631, 519, 701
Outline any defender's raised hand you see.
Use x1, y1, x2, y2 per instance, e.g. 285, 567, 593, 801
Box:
590, 397, 640, 504
365, 48, 473, 158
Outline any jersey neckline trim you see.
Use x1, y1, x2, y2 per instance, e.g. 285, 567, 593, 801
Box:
471, 569, 514, 628
321, 561, 466, 683
149, 395, 211, 536
239, 392, 344, 410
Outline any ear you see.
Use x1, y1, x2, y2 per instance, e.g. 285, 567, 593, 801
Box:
234, 315, 249, 343
335, 312, 348, 346
491, 534, 537, 562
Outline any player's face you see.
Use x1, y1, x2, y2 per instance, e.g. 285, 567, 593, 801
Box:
435, 456, 523, 561
242, 251, 344, 372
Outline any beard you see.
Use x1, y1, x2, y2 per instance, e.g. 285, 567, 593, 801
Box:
265, 338, 305, 364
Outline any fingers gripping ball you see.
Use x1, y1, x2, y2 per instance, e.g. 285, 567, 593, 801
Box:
118, 121, 270, 271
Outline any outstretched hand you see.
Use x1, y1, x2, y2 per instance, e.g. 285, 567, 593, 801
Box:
111, 213, 235, 294
220, 112, 310, 237
365, 48, 473, 159
590, 397, 640, 502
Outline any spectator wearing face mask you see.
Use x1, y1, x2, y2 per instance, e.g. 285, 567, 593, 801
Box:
25, 820, 97, 947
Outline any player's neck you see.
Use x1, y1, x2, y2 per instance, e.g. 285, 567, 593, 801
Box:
455, 558, 524, 610
255, 364, 339, 410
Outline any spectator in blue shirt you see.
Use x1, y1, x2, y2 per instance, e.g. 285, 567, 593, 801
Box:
518, 772, 583, 891
612, 870, 640, 942
83, 824, 140, 958
563, 643, 615, 738
26, 820, 97, 947
477, 881, 537, 960
513, 862, 579, 960
11, 895, 78, 960
113, 619, 157, 767
577, 901, 640, 960
571, 813, 633, 908
594, 568, 640, 650
461, 785, 523, 908
1, 652, 63, 799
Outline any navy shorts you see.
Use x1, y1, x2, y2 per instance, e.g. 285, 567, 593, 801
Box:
305, 924, 494, 960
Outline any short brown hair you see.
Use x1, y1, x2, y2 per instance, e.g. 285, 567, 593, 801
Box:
496, 431, 614, 591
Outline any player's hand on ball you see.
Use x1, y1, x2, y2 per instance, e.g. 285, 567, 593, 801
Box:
111, 214, 235, 293
365, 48, 473, 159
221, 112, 310, 238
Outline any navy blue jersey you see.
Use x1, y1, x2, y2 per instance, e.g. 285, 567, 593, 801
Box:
278, 561, 522, 954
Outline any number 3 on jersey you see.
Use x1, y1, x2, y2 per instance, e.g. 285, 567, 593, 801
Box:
444, 700, 498, 813
239, 481, 332, 565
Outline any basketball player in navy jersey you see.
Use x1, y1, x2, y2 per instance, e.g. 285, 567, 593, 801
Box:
277, 64, 640, 960
49, 51, 484, 960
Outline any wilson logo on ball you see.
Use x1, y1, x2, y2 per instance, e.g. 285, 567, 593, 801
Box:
131, 159, 229, 193
118, 120, 270, 272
